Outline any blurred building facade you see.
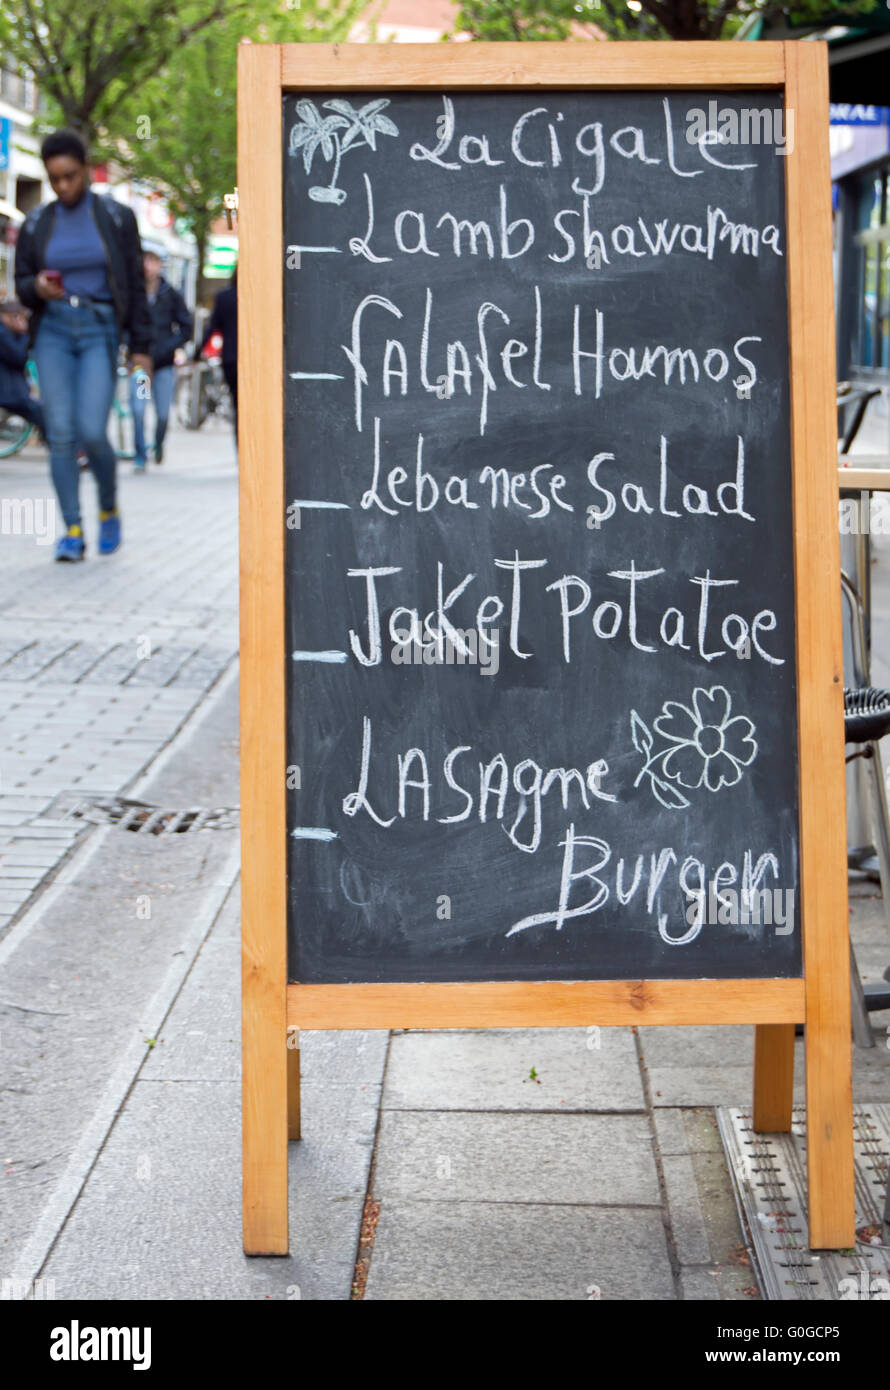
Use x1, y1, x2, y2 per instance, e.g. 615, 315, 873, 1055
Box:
832, 109, 890, 416
356, 0, 455, 41
743, 14, 890, 447
0, 67, 49, 296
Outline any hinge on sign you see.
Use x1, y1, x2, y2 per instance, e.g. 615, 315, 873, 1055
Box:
223, 186, 239, 230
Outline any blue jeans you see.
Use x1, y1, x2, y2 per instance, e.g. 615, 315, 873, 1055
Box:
130, 364, 174, 460
33, 299, 119, 528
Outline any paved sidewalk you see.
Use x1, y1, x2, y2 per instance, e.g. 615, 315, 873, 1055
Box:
0, 419, 238, 936
2, 417, 889, 1301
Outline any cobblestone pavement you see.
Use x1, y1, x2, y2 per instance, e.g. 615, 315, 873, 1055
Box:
0, 417, 238, 936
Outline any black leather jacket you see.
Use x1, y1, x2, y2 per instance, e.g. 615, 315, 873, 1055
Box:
14, 191, 153, 356
147, 278, 193, 369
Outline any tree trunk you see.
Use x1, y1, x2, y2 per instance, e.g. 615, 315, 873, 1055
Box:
193, 227, 208, 309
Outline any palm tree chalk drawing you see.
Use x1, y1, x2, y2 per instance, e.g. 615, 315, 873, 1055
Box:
630, 685, 758, 810
288, 98, 399, 204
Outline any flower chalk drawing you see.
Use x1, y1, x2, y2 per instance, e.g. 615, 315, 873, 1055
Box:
630, 685, 758, 811
288, 98, 399, 204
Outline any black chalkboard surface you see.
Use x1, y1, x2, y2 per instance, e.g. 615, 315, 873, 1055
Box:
283, 89, 800, 984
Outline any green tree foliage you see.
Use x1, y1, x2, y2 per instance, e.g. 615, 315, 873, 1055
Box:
110, 2, 367, 299
452, 0, 602, 39
451, 0, 876, 43
0, 0, 242, 139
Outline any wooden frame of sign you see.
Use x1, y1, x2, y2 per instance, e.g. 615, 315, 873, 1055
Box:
238, 40, 853, 1255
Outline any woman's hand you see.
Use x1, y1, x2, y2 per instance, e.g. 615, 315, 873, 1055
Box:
129, 353, 153, 378
35, 271, 65, 302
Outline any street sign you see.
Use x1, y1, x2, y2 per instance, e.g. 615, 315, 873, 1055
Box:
830, 104, 890, 126
203, 237, 237, 278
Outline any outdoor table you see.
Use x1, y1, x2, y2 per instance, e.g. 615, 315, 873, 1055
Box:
838, 457, 890, 684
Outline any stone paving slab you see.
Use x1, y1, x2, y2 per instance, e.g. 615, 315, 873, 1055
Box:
49, 826, 243, 891
364, 1200, 676, 1301
641, 1023, 890, 1108
137, 925, 243, 1085
640, 1025, 755, 1068
41, 1071, 382, 1301
0, 865, 238, 1265
383, 1027, 645, 1112
643, 1063, 775, 1109
654, 1107, 725, 1157
661, 1153, 715, 1265
679, 1266, 755, 1300
639, 1025, 797, 1108
372, 1111, 661, 1206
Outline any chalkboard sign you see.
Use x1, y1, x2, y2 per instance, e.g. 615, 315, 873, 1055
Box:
283, 87, 800, 984
239, 43, 853, 1255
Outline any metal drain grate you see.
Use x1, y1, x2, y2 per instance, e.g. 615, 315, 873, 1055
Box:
718, 1104, 890, 1300
48, 794, 240, 835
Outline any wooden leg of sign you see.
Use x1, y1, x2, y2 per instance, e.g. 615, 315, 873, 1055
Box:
239, 41, 288, 1257
784, 40, 856, 1249
287, 1029, 301, 1142
805, 1017, 855, 1249
752, 1024, 795, 1132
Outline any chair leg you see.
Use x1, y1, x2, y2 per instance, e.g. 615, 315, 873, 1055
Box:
850, 941, 875, 1049
841, 567, 869, 690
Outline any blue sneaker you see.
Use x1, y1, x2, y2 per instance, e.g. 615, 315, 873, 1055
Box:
55, 522, 85, 561
133, 456, 147, 473
55, 526, 85, 562
98, 510, 121, 555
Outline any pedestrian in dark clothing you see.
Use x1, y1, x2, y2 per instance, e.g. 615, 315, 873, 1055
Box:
201, 267, 237, 434
131, 250, 192, 470
15, 128, 153, 561
0, 300, 45, 439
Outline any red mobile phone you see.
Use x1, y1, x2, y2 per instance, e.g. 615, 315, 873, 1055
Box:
44, 269, 64, 288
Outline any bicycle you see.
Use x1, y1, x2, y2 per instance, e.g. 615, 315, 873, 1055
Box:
0, 360, 39, 459
0, 406, 34, 458
175, 354, 234, 430
1, 356, 140, 462
113, 362, 137, 461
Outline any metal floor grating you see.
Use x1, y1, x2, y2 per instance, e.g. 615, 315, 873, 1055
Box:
46, 793, 240, 835
717, 1105, 890, 1300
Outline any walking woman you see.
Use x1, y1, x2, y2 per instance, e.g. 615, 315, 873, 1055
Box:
15, 129, 153, 561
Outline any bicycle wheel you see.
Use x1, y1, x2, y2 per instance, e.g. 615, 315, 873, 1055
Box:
0, 409, 35, 459
177, 368, 211, 429
218, 380, 235, 425
114, 366, 136, 460
176, 373, 195, 428
204, 365, 234, 425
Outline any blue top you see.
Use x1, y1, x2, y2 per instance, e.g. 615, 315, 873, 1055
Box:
44, 190, 112, 300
